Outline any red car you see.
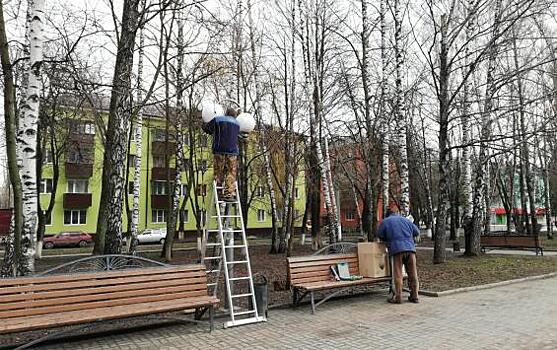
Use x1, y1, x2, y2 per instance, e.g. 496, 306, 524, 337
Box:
43, 232, 93, 249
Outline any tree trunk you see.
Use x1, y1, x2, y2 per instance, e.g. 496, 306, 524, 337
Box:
467, 0, 503, 256
0, 3, 23, 276
434, 14, 449, 264
17, 0, 45, 274
94, 0, 141, 255
393, 0, 410, 217
129, 0, 147, 255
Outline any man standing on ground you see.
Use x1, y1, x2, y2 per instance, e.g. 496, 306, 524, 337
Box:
377, 208, 420, 304
202, 107, 241, 201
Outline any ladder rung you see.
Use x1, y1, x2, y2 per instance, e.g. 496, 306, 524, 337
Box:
206, 269, 220, 273
206, 243, 220, 246
224, 245, 246, 248
231, 293, 253, 298
207, 283, 217, 287
229, 277, 251, 281
234, 310, 257, 316
204, 256, 221, 260
226, 260, 248, 265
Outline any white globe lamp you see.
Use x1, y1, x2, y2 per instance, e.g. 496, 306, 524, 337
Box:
201, 101, 224, 123
236, 113, 256, 133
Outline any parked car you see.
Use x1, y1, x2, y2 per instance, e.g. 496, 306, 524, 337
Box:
134, 228, 167, 245
43, 232, 93, 249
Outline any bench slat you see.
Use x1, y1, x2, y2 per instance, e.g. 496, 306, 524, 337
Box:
0, 290, 209, 319
0, 281, 208, 312
290, 268, 359, 281
0, 265, 204, 288
0, 296, 219, 334
0, 278, 199, 304
0, 270, 205, 296
287, 254, 357, 263
292, 276, 391, 291
288, 257, 359, 269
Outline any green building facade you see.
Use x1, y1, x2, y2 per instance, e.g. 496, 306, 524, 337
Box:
39, 116, 306, 237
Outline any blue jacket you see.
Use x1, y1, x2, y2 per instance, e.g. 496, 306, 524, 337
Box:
377, 214, 419, 255
202, 116, 240, 155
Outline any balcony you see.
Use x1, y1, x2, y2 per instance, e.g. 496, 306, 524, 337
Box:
151, 141, 176, 156
151, 195, 169, 209
63, 193, 92, 209
65, 163, 93, 178
151, 167, 176, 180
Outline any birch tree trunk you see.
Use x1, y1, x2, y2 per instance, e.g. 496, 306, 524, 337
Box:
467, 0, 503, 256
17, 0, 45, 273
246, 0, 280, 253
461, 0, 475, 227
434, 14, 450, 264
163, 9, 183, 262
94, 0, 141, 255
323, 137, 340, 241
512, 32, 537, 235
0, 2, 23, 276
129, 0, 147, 255
393, 0, 409, 216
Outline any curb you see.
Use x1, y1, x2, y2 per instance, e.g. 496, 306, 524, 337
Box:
419, 272, 557, 297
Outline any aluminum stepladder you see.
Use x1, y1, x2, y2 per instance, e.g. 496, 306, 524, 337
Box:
201, 180, 266, 328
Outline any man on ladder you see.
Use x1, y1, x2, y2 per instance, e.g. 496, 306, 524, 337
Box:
202, 106, 264, 328
202, 107, 244, 202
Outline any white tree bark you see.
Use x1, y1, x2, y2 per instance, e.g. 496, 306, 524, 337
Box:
380, 0, 390, 219
129, 0, 147, 255
393, 0, 409, 216
323, 137, 340, 241
17, 0, 45, 273
460, 0, 475, 221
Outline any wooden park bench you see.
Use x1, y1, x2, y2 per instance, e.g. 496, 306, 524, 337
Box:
0, 255, 219, 349
481, 234, 543, 256
287, 243, 392, 314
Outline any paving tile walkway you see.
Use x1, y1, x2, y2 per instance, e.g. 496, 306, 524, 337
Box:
39, 277, 557, 350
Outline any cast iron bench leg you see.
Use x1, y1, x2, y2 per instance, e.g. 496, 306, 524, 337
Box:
310, 291, 316, 314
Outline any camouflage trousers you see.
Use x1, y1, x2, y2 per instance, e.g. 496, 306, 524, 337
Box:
214, 154, 237, 198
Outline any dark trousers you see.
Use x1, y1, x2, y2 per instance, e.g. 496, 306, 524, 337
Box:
392, 251, 419, 301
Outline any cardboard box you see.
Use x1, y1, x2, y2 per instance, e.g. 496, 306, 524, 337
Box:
357, 242, 390, 278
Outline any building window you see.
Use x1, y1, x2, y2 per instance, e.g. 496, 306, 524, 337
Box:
153, 129, 166, 142
67, 179, 88, 193
257, 209, 266, 222
43, 149, 53, 164
346, 210, 355, 221
39, 179, 53, 194
256, 186, 264, 198
295, 187, 300, 199
128, 155, 137, 168
64, 210, 87, 225
81, 122, 95, 135
180, 209, 189, 223
184, 134, 190, 147
128, 181, 134, 194
43, 211, 52, 226
181, 184, 188, 196
153, 181, 167, 195
294, 210, 301, 220
153, 156, 165, 168
67, 149, 85, 163
199, 160, 208, 172
152, 209, 166, 223
197, 184, 207, 196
